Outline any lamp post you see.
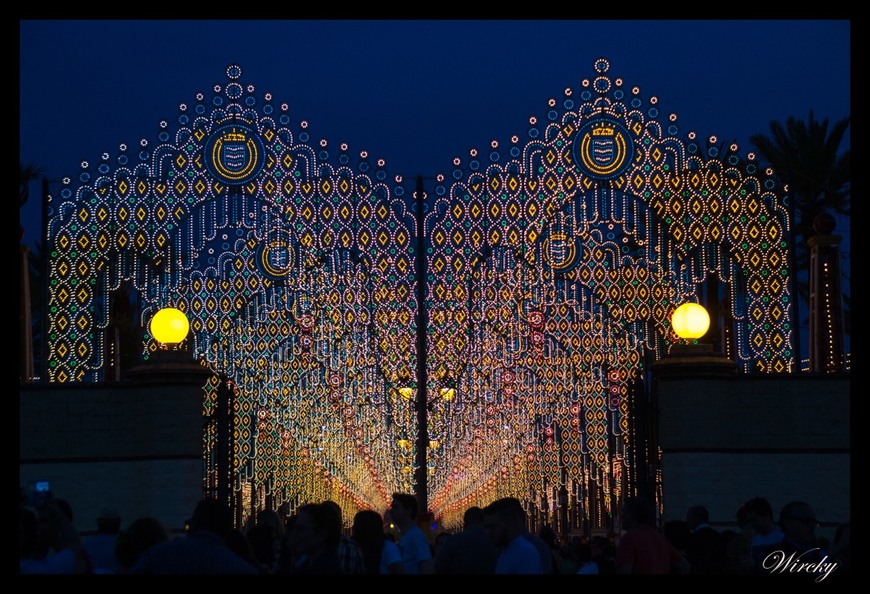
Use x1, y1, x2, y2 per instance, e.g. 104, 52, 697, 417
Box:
413, 175, 430, 519
807, 211, 847, 372
409, 174, 454, 522
659, 302, 738, 373
556, 423, 569, 541
127, 306, 212, 532
650, 301, 736, 518
146, 306, 234, 512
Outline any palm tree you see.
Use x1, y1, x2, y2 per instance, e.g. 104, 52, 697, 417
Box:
19, 162, 45, 241
750, 111, 849, 238
750, 111, 851, 346
26, 240, 44, 377
20, 163, 46, 380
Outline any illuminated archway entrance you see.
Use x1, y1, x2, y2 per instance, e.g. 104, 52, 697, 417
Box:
43, 59, 794, 532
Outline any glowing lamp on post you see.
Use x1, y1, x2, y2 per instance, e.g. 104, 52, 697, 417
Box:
658, 301, 735, 374
150, 307, 190, 348
671, 302, 710, 341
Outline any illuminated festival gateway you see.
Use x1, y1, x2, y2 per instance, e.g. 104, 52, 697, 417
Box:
43, 60, 794, 532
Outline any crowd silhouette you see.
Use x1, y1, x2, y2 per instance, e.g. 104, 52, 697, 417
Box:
20, 486, 849, 579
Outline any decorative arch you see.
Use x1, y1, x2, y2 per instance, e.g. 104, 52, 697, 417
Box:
44, 59, 794, 529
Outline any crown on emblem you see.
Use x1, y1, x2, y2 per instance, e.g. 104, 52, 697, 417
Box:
591, 121, 616, 136
223, 128, 247, 142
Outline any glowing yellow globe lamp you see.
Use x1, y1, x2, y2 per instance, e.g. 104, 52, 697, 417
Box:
671, 302, 710, 340
150, 307, 190, 347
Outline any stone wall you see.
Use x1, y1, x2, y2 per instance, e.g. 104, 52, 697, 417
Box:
20, 355, 850, 543
656, 367, 850, 543
19, 357, 211, 536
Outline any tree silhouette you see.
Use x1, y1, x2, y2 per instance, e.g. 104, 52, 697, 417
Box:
26, 241, 44, 376
19, 162, 44, 241
750, 111, 850, 340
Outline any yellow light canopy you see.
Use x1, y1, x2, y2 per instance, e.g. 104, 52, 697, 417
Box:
671, 302, 710, 339
150, 307, 190, 345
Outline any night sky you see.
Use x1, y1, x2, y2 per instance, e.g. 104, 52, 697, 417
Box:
20, 20, 850, 243
19, 19, 851, 356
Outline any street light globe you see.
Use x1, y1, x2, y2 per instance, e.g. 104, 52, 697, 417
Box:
671, 302, 710, 340
150, 307, 190, 346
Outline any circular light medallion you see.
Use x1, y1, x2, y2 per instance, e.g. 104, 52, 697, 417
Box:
572, 115, 635, 180
257, 229, 294, 280
204, 122, 265, 185
541, 231, 581, 273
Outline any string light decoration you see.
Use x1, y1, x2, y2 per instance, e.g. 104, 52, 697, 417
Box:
43, 59, 794, 531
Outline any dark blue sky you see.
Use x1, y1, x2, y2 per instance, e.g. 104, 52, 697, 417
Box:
20, 19, 851, 250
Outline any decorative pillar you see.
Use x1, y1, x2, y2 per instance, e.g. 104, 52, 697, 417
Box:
413, 175, 430, 518
807, 211, 847, 372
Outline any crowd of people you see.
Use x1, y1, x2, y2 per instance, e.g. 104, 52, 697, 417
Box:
20, 487, 850, 579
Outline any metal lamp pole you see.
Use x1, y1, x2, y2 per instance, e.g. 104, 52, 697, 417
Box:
413, 175, 430, 519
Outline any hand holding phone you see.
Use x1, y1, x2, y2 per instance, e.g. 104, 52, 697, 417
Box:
27, 480, 51, 508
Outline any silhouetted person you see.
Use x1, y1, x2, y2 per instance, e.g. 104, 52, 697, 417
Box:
615, 496, 690, 574
742, 496, 783, 573
663, 519, 691, 556
829, 522, 850, 575
589, 535, 616, 574
762, 500, 834, 579
483, 497, 545, 574
434, 505, 497, 574
247, 522, 279, 573
433, 531, 451, 557
226, 526, 264, 572
352, 508, 403, 574
253, 509, 285, 572
128, 498, 258, 574
114, 516, 170, 572
276, 511, 298, 573
322, 499, 365, 574
575, 541, 599, 574
389, 493, 434, 574
725, 502, 754, 573
20, 493, 91, 574
285, 502, 343, 574
557, 541, 579, 574
82, 506, 124, 574
537, 524, 561, 571
517, 505, 556, 573
685, 505, 726, 574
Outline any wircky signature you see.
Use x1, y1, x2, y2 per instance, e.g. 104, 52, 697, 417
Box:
762, 548, 838, 582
